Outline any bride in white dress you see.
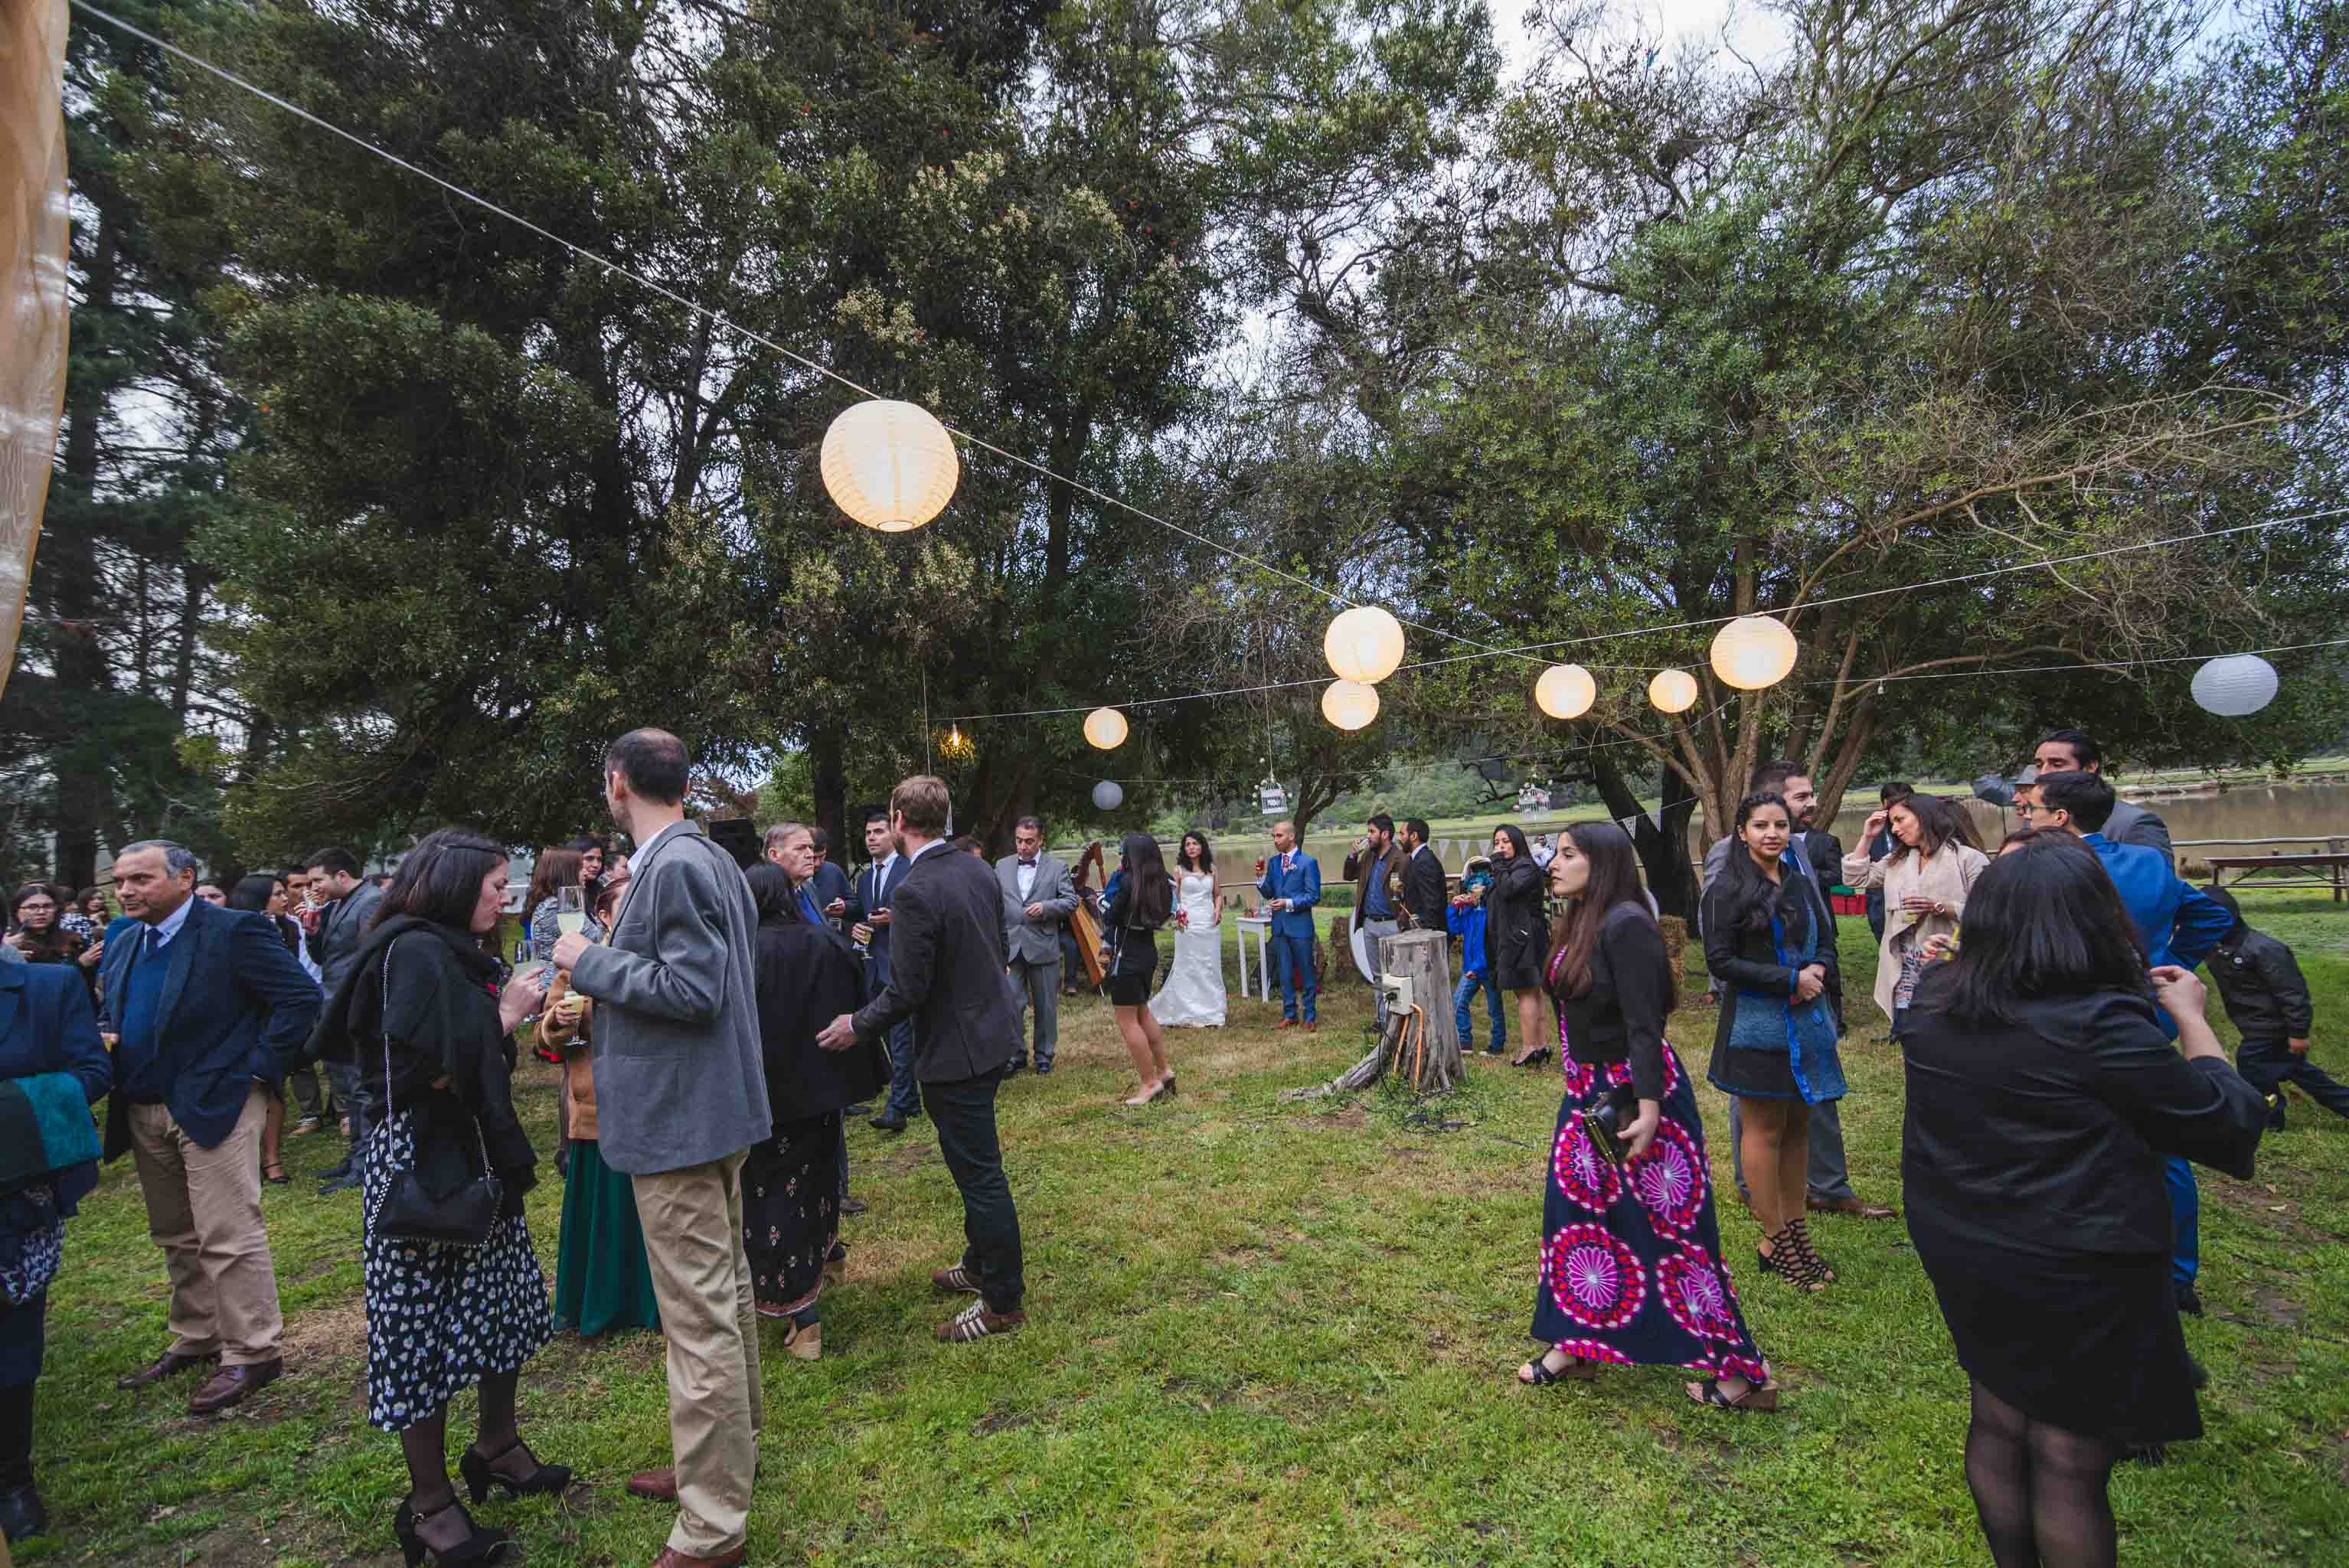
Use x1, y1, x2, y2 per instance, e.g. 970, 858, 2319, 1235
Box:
1149, 831, 1228, 1027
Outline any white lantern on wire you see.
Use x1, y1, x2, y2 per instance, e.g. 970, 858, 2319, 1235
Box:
1648, 668, 1700, 714
819, 399, 959, 532
1082, 706, 1129, 750
2191, 653, 2279, 717
1708, 615, 1799, 691
1321, 679, 1380, 730
1534, 663, 1597, 720
1092, 779, 1125, 811
1323, 606, 1406, 684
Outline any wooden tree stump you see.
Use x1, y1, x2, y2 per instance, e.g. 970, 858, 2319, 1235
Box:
1284, 928, 1466, 1098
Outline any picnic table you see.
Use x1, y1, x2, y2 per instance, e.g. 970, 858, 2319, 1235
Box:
2203, 850, 2349, 903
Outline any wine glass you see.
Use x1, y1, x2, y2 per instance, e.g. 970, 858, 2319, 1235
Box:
557, 884, 586, 938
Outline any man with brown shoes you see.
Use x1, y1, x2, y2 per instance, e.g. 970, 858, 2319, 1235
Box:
101, 840, 319, 1416
818, 777, 1027, 1344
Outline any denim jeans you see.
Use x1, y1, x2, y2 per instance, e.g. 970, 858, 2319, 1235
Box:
1452, 969, 1505, 1054
926, 1069, 1023, 1314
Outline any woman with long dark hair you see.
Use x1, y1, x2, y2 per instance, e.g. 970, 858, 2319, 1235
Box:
312, 828, 565, 1565
1703, 792, 1846, 1293
229, 874, 312, 1188
1519, 824, 1779, 1409
524, 848, 590, 967
7, 885, 89, 977
740, 864, 884, 1359
1842, 792, 1986, 1025
1102, 831, 1175, 1105
1148, 830, 1227, 1028
1904, 835, 2265, 1566
1488, 825, 1550, 1067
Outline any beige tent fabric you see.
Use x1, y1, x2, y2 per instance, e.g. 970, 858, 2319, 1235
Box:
0, 0, 70, 702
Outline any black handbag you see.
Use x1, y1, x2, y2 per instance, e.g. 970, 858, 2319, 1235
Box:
364, 939, 504, 1250
1581, 1081, 1640, 1167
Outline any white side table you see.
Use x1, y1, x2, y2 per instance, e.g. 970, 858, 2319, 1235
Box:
1234, 915, 1274, 1003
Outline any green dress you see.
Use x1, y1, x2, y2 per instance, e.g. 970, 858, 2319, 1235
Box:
552, 1138, 660, 1336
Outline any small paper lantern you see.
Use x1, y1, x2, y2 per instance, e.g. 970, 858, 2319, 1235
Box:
1534, 663, 1597, 720
2191, 653, 2279, 717
1092, 779, 1124, 811
1323, 606, 1406, 684
1648, 668, 1700, 714
1708, 614, 1799, 690
1321, 679, 1380, 730
1083, 707, 1129, 750
819, 398, 959, 531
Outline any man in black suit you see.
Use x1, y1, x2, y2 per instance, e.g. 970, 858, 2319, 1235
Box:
818, 776, 1026, 1344
1399, 818, 1449, 934
847, 806, 920, 1132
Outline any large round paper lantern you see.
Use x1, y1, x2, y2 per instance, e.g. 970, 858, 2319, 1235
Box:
1323, 606, 1406, 684
1082, 707, 1129, 750
1708, 615, 1799, 690
1534, 663, 1597, 720
1321, 679, 1380, 730
819, 399, 959, 531
2191, 653, 2279, 717
1092, 779, 1124, 811
1648, 668, 1700, 714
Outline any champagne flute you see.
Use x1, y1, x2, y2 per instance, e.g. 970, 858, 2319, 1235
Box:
557, 884, 587, 938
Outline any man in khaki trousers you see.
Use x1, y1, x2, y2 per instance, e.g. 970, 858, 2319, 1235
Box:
100, 841, 320, 1416
559, 730, 771, 1568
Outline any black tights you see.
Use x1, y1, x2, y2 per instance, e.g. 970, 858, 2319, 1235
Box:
399, 1370, 520, 1511
1964, 1380, 2120, 1568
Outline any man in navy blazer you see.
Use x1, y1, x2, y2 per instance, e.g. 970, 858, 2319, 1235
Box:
101, 840, 320, 1416
1254, 821, 1322, 1030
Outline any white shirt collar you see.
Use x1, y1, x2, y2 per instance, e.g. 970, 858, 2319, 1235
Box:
910, 838, 950, 863
149, 893, 198, 947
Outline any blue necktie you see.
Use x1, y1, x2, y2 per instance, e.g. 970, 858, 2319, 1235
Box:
145, 925, 163, 959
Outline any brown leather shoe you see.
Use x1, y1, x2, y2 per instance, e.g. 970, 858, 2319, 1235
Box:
626, 1467, 679, 1503
937, 1300, 1027, 1342
188, 1357, 282, 1415
1273, 1018, 1299, 1030
1303, 1021, 1318, 1032
119, 1348, 217, 1390
651, 1547, 745, 1568
1808, 1196, 1898, 1220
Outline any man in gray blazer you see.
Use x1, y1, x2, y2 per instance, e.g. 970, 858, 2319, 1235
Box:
299, 846, 384, 1196
996, 815, 1077, 1075
555, 728, 769, 1568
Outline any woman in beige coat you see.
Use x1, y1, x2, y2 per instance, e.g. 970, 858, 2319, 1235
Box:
1841, 793, 1988, 1022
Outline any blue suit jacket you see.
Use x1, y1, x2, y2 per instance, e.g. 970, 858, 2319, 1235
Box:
1256, 851, 1322, 940
2087, 833, 2233, 1039
99, 899, 324, 1158
0, 962, 112, 1113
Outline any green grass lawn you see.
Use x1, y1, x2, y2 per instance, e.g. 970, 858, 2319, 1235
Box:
24, 892, 2349, 1566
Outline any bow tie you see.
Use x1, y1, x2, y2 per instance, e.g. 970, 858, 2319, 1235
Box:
1019, 859, 1036, 868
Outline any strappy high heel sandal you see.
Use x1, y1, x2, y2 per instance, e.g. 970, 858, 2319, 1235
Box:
1687, 1376, 1780, 1413
1517, 1351, 1599, 1386
459, 1436, 573, 1502
1760, 1223, 1828, 1293
1785, 1215, 1838, 1285
394, 1495, 515, 1566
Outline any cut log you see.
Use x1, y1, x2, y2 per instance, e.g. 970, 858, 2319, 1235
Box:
1282, 928, 1466, 1098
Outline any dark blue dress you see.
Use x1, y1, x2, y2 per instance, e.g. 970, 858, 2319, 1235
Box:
0, 965, 113, 1388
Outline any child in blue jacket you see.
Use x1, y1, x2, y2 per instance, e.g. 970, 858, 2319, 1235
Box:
1448, 857, 1504, 1056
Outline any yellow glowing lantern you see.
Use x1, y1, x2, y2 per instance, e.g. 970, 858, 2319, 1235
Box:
1534, 663, 1597, 720
1082, 707, 1129, 750
1322, 606, 1406, 684
1708, 614, 1799, 691
819, 399, 959, 531
1321, 679, 1380, 730
1648, 668, 1700, 714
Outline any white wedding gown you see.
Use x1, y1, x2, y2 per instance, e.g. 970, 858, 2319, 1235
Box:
1148, 872, 1227, 1027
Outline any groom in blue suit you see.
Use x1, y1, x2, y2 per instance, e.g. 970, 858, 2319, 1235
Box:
1255, 821, 1321, 1030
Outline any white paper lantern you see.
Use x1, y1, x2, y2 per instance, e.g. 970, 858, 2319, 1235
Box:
1323, 606, 1406, 684
819, 399, 959, 531
1708, 614, 1799, 691
2191, 653, 2279, 717
1648, 668, 1700, 714
1082, 707, 1129, 750
1534, 663, 1597, 720
1321, 679, 1380, 730
1092, 779, 1125, 811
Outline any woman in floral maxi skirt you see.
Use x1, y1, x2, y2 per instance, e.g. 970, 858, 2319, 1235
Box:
1519, 823, 1779, 1411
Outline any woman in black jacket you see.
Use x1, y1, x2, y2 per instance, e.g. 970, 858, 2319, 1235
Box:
315, 828, 566, 1566
1518, 823, 1777, 1411
1487, 825, 1550, 1067
1099, 832, 1176, 1106
1904, 834, 2266, 1567
743, 864, 884, 1361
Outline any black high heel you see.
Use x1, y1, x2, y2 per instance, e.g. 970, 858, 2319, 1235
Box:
394, 1496, 515, 1566
459, 1437, 573, 1502
1511, 1046, 1554, 1068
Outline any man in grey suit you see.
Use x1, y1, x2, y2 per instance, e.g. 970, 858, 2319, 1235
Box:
996, 815, 1077, 1076
299, 846, 384, 1196
554, 728, 769, 1568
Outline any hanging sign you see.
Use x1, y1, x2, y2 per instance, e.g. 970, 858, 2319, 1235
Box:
1258, 776, 1289, 815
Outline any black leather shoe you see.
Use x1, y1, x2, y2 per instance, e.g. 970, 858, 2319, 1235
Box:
318, 1172, 361, 1196
2175, 1282, 2204, 1317
839, 1196, 869, 1216
869, 1112, 907, 1134
0, 1482, 47, 1541
1005, 1058, 1027, 1076
844, 1102, 874, 1118
1035, 1061, 1054, 1076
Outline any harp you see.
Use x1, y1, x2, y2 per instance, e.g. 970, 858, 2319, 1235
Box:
1068, 840, 1108, 988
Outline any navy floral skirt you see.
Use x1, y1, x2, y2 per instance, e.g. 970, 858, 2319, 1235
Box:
1532, 1041, 1770, 1382
743, 1112, 844, 1318
361, 1110, 553, 1432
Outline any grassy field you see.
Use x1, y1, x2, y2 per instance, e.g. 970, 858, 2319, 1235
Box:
21, 891, 2349, 1566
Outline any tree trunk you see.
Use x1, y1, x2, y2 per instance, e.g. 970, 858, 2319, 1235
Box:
810, 722, 847, 860
1283, 929, 1465, 1098
49, 210, 119, 891
1589, 750, 1697, 920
